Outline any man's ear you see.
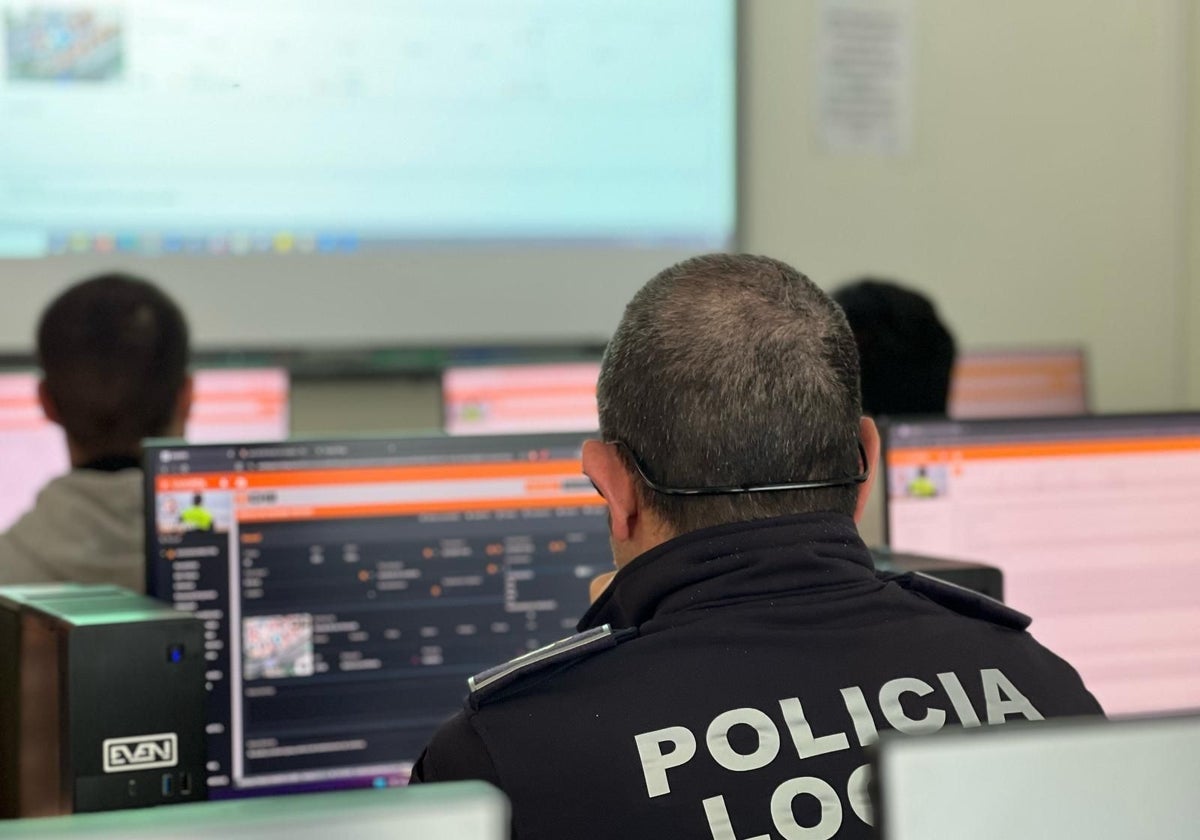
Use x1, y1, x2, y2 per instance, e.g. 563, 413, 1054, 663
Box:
37, 379, 62, 426
854, 416, 881, 524
582, 439, 641, 543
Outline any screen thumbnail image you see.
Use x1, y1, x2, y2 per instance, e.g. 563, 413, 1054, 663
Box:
243, 613, 315, 681
888, 463, 949, 499
5, 6, 124, 81
156, 489, 233, 535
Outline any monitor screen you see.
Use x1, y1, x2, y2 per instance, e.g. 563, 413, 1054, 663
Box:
143, 433, 609, 799
883, 414, 1200, 716
0, 368, 289, 531
874, 714, 1200, 840
948, 347, 1088, 419
442, 362, 601, 435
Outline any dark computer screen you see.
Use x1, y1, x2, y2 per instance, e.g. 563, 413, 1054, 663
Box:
143, 434, 609, 799
882, 413, 1200, 716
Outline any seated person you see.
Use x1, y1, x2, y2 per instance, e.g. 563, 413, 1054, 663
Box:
0, 274, 191, 592
833, 278, 956, 543
832, 277, 957, 416
412, 254, 1101, 840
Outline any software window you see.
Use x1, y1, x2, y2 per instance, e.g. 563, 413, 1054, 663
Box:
886, 416, 1200, 716
146, 434, 608, 797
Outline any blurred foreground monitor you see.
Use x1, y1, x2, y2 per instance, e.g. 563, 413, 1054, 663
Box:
873, 714, 1200, 840
0, 783, 508, 839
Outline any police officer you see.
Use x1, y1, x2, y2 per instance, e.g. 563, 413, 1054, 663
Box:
180, 493, 215, 532
906, 466, 939, 498
411, 254, 1102, 840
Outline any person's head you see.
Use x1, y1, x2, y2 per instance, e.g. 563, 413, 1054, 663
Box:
193, 493, 203, 507
37, 273, 192, 465
582, 254, 879, 570
831, 279, 956, 417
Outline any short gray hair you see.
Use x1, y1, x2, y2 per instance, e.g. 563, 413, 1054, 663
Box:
597, 254, 863, 535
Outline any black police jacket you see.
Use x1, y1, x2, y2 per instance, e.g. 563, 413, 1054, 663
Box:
411, 512, 1102, 840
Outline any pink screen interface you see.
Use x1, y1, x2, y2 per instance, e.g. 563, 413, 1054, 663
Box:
949, 348, 1088, 419
0, 368, 289, 530
886, 417, 1200, 716
443, 362, 601, 435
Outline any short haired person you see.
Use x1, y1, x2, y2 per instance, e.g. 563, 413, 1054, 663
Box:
832, 278, 956, 545
0, 274, 191, 592
411, 255, 1101, 840
832, 278, 957, 416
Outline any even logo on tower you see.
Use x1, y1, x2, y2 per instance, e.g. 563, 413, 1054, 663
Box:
102, 733, 178, 774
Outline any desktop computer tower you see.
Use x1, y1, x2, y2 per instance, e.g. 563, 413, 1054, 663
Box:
0, 585, 207, 818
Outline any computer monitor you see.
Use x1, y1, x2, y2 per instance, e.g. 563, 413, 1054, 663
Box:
948, 347, 1089, 419
0, 368, 289, 531
183, 368, 291, 444
1, 782, 509, 839
442, 362, 601, 435
142, 432, 609, 800
873, 714, 1200, 840
882, 414, 1200, 716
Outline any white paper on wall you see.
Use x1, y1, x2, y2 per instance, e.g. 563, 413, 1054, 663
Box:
816, 0, 914, 155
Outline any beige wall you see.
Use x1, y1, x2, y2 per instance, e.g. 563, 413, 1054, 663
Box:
296, 0, 1196, 434
1190, 0, 1200, 405
290, 378, 441, 436
743, 0, 1191, 413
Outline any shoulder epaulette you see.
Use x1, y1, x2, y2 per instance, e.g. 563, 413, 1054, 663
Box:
468, 624, 635, 708
882, 570, 1032, 631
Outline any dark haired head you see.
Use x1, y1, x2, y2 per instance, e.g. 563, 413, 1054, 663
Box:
38, 273, 190, 458
832, 279, 956, 416
597, 253, 864, 535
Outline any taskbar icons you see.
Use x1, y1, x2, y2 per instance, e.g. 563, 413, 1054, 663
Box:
44, 232, 361, 256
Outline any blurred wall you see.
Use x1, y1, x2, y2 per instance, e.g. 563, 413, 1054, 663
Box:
291, 377, 441, 436
742, 0, 1190, 414
294, 0, 1195, 436
1190, 0, 1200, 405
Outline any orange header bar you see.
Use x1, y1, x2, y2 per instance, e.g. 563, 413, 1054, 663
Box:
448, 386, 596, 405
156, 458, 582, 493
236, 494, 604, 522
953, 359, 1081, 379
888, 435, 1200, 467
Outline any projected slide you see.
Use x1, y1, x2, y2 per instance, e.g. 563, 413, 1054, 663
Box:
0, 0, 735, 258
